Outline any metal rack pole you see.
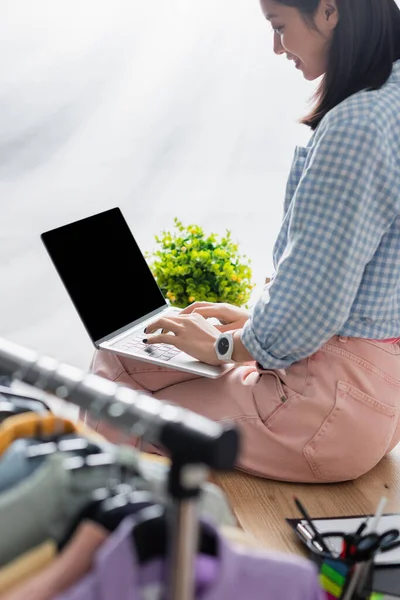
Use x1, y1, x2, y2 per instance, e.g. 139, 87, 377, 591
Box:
167, 462, 209, 600
0, 338, 239, 600
0, 338, 239, 467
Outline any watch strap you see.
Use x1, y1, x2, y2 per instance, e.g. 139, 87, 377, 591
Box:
214, 332, 234, 362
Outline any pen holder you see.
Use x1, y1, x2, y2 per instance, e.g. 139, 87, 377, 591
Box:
316, 555, 375, 600
291, 522, 381, 600
315, 555, 353, 599
290, 519, 387, 599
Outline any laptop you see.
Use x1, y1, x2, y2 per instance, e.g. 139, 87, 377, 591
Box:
41, 207, 233, 378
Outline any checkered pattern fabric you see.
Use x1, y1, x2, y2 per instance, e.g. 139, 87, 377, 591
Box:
242, 60, 400, 369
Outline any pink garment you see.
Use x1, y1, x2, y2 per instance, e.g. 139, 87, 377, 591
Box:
90, 336, 400, 483
373, 338, 400, 343
1, 521, 108, 600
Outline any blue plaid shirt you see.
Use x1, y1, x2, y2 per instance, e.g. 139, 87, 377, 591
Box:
242, 60, 400, 369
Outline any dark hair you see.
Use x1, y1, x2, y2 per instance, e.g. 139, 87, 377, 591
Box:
275, 0, 400, 130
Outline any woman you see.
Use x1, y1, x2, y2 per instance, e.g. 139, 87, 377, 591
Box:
91, 0, 400, 482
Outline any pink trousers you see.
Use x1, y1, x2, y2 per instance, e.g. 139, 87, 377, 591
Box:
90, 336, 400, 483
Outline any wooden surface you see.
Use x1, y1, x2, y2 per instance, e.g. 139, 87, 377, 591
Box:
214, 445, 400, 554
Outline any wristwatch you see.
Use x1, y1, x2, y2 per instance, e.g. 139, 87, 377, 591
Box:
214, 332, 235, 362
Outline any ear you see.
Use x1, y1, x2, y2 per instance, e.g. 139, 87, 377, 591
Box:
318, 0, 339, 32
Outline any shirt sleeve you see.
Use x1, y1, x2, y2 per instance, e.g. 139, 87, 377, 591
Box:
241, 118, 398, 369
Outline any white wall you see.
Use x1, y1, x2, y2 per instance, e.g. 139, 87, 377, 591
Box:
0, 0, 312, 368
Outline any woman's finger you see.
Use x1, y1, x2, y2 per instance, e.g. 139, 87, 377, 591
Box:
191, 306, 219, 318
179, 301, 213, 315
145, 317, 181, 335
144, 333, 180, 347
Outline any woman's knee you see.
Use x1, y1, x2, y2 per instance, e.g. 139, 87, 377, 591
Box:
91, 349, 125, 381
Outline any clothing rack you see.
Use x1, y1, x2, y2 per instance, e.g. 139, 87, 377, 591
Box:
0, 337, 240, 600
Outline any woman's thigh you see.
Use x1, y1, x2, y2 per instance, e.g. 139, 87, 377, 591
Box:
89, 349, 318, 481
91, 349, 203, 392
89, 339, 400, 483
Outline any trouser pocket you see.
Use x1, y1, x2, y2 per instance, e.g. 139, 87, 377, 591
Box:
303, 380, 397, 482
254, 370, 294, 424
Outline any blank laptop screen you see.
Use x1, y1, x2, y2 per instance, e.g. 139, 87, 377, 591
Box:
41, 208, 166, 343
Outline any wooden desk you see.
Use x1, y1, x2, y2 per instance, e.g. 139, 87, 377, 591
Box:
215, 446, 400, 554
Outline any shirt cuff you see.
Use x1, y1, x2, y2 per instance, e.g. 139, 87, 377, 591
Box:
241, 320, 294, 370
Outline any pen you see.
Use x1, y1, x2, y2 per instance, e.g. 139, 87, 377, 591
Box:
296, 522, 325, 553
293, 496, 330, 554
355, 516, 370, 537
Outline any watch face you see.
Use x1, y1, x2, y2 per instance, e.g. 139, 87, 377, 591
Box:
218, 337, 230, 355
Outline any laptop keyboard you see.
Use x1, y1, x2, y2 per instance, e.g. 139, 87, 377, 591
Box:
116, 331, 181, 361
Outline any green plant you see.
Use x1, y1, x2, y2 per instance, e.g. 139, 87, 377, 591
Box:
146, 219, 254, 308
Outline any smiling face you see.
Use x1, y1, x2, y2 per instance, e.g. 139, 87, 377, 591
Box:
259, 0, 338, 81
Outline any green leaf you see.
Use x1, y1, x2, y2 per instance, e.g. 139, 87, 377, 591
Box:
146, 218, 253, 305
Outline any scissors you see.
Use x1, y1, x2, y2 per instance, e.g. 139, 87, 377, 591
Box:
299, 527, 400, 563
346, 529, 400, 561
330, 528, 400, 562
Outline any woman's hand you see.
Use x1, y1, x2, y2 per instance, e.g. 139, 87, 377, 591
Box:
144, 313, 223, 366
179, 301, 250, 332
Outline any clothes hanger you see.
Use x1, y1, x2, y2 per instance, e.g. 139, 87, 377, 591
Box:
65, 451, 155, 526
0, 400, 31, 423
24, 412, 109, 458
92, 489, 157, 531
0, 398, 48, 424
58, 453, 156, 548
20, 411, 108, 453
0, 384, 51, 411
25, 435, 103, 459
131, 504, 218, 563
131, 459, 218, 564
58, 487, 156, 549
